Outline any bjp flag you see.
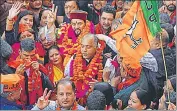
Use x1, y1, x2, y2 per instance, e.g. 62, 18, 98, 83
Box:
110, 1, 161, 63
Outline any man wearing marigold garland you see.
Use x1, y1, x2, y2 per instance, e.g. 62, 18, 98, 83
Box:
64, 33, 107, 105
6, 38, 53, 108
57, 10, 95, 66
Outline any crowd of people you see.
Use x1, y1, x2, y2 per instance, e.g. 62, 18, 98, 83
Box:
0, 0, 176, 110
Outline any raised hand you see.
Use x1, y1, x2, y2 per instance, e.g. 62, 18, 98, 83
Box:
47, 3, 58, 28
8, 2, 23, 20
168, 103, 176, 110
51, 3, 58, 22
117, 99, 123, 110
36, 88, 52, 110
103, 67, 111, 82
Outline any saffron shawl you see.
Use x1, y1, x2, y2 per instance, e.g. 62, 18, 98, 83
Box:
7, 57, 48, 105
45, 62, 64, 86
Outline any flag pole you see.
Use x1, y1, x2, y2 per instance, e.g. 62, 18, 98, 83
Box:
159, 32, 171, 104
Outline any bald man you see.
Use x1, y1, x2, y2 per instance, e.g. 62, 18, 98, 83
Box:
64, 33, 107, 105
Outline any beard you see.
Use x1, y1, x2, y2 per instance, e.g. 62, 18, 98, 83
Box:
167, 4, 176, 12
74, 29, 81, 37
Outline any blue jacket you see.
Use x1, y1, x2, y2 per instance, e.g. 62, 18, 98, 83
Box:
0, 96, 22, 110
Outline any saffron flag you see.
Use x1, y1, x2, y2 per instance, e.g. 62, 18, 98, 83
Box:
110, 0, 162, 65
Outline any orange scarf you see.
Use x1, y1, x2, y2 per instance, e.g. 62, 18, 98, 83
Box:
71, 41, 105, 91
118, 62, 142, 91
45, 62, 64, 86
7, 56, 48, 105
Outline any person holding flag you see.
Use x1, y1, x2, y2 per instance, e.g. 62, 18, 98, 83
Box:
110, 0, 162, 87
110, 0, 164, 109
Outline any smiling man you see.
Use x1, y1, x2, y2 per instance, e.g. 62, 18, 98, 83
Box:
70, 10, 88, 37
32, 79, 85, 110
95, 4, 116, 35
57, 10, 95, 66
95, 4, 117, 59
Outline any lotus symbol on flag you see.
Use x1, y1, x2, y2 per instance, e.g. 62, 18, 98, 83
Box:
125, 14, 142, 49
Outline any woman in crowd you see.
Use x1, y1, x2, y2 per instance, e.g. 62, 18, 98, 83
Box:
45, 45, 64, 86
126, 88, 151, 110
5, 3, 45, 61
8, 28, 45, 62
45, 45, 64, 100
5, 2, 38, 45
37, 5, 58, 64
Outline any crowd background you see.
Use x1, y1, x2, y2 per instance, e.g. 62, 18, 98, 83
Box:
0, 0, 176, 110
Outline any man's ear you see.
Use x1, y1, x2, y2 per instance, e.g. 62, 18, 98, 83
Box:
155, 42, 161, 49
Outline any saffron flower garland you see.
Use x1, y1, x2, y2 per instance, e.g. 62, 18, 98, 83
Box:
58, 20, 91, 66
71, 40, 106, 90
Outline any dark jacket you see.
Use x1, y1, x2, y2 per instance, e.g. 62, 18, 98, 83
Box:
87, 5, 100, 25
0, 96, 22, 110
144, 48, 176, 109
143, 67, 164, 105
149, 48, 176, 78
5, 29, 16, 45
114, 72, 148, 109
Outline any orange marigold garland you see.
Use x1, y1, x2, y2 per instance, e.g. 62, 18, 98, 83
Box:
58, 20, 91, 66
71, 40, 105, 91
